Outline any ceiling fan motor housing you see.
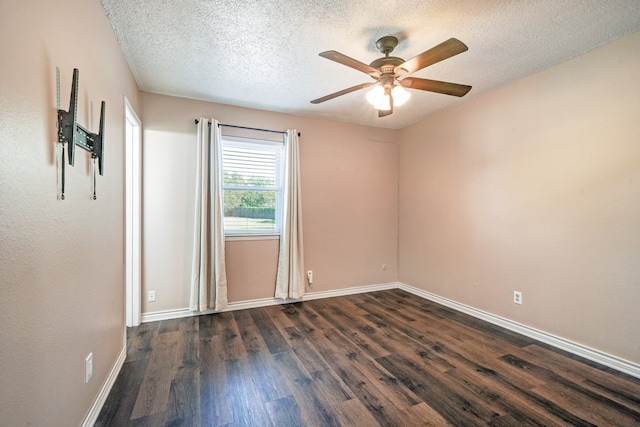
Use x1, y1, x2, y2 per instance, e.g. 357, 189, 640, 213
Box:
370, 57, 404, 70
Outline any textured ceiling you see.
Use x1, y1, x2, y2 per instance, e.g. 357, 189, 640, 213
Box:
100, 0, 640, 129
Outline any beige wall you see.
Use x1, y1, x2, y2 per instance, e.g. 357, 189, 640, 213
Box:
399, 32, 640, 364
0, 0, 139, 425
140, 92, 399, 312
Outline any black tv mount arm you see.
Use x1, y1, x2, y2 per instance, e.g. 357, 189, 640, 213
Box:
57, 68, 105, 200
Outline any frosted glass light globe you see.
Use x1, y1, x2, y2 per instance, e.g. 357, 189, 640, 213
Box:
392, 85, 411, 106
366, 85, 384, 106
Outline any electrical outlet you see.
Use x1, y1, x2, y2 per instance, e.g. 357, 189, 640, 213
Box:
514, 291, 523, 305
148, 290, 156, 302
85, 353, 93, 383
307, 270, 313, 285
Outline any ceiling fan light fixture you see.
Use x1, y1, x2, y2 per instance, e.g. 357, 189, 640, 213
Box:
392, 84, 411, 106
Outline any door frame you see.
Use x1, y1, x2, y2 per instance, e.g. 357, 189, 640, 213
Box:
124, 97, 141, 327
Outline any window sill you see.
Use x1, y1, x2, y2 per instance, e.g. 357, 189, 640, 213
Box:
225, 234, 281, 242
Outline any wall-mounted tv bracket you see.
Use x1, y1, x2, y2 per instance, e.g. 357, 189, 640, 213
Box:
57, 68, 105, 200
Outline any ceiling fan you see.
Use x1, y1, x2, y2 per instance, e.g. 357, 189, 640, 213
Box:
311, 36, 472, 117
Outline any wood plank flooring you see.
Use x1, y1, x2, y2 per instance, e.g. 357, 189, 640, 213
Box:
96, 289, 640, 426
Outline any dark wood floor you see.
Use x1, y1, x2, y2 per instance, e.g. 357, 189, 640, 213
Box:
96, 289, 640, 426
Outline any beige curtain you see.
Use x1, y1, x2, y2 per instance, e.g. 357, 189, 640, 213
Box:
275, 130, 305, 299
190, 118, 228, 311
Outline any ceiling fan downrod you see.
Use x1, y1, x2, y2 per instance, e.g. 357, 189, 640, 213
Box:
370, 36, 405, 71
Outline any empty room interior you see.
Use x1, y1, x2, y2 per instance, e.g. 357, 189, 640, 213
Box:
2, 0, 640, 425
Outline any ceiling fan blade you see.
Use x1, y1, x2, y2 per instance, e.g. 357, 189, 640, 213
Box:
401, 77, 472, 97
378, 95, 394, 117
310, 82, 374, 104
395, 38, 468, 76
378, 108, 393, 118
319, 51, 382, 78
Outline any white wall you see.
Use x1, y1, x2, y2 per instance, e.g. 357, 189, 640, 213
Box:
0, 0, 139, 424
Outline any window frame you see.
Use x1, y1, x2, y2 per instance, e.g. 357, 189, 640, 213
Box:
221, 135, 284, 239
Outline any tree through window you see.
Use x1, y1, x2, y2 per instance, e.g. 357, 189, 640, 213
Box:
221, 137, 284, 235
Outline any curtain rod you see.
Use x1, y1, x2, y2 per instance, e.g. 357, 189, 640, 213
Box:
194, 119, 300, 137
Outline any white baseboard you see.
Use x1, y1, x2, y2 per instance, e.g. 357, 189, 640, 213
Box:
139, 281, 639, 379
82, 346, 127, 427
140, 298, 288, 323
141, 282, 398, 323
303, 282, 397, 301
398, 282, 640, 379
142, 307, 198, 323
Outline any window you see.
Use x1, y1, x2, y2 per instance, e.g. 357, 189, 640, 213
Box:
222, 136, 284, 236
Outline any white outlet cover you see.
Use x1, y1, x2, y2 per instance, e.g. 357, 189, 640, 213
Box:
514, 291, 523, 305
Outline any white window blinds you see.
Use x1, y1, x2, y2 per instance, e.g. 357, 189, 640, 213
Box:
221, 137, 284, 235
